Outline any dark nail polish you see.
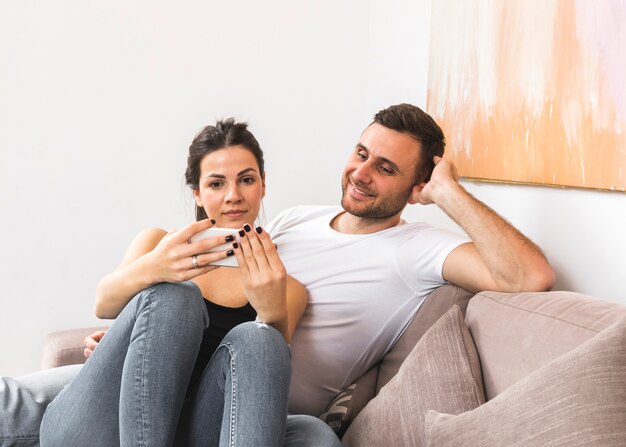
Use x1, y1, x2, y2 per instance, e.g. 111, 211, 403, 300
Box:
244, 224, 251, 232
255, 226, 262, 234
225, 235, 234, 242
210, 219, 216, 224
226, 249, 235, 257
238, 229, 245, 237
233, 242, 239, 249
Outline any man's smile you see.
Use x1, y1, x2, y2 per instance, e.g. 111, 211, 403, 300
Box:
349, 178, 376, 199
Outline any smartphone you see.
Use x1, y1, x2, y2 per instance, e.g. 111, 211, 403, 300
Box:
189, 227, 241, 267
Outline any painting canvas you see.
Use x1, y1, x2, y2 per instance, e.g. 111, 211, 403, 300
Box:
427, 0, 626, 191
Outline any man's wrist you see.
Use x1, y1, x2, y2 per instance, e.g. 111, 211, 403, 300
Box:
431, 179, 467, 209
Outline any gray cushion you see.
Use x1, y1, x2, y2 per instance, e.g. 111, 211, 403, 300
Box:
342, 305, 485, 447
376, 284, 473, 392
320, 285, 473, 438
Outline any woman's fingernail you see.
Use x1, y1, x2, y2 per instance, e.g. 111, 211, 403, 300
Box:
226, 249, 235, 257
210, 219, 216, 224
233, 242, 239, 249
255, 226, 262, 234
243, 224, 251, 232
225, 235, 234, 242
238, 229, 245, 237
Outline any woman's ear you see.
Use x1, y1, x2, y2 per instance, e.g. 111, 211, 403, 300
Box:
193, 188, 203, 207
261, 172, 267, 198
407, 183, 425, 205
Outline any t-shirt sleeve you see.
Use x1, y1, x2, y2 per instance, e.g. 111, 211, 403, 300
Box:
395, 227, 470, 294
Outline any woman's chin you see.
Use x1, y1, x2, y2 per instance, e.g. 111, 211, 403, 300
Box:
217, 217, 253, 229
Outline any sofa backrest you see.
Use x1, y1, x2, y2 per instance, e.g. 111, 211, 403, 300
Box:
466, 290, 626, 400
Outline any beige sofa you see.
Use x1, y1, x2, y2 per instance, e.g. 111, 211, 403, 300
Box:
42, 286, 626, 446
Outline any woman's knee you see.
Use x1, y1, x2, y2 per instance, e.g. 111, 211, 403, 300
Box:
284, 415, 341, 447
223, 321, 291, 367
136, 282, 208, 328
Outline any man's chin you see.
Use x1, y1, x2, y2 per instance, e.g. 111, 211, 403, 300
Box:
341, 196, 405, 220
341, 198, 373, 218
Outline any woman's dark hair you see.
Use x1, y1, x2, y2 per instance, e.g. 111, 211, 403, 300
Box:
373, 103, 445, 184
185, 118, 265, 221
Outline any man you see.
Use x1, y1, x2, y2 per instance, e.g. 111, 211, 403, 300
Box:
266, 103, 554, 417
1, 104, 554, 445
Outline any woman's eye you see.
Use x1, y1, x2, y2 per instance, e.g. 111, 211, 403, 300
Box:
240, 177, 255, 184
208, 181, 223, 189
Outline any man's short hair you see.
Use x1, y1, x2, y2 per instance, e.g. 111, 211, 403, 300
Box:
373, 104, 445, 183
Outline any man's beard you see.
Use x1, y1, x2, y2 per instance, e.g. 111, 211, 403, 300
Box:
341, 178, 410, 220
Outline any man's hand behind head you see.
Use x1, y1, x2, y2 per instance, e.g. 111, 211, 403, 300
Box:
414, 156, 461, 206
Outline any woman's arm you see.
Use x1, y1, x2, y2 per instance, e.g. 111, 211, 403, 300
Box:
94, 228, 167, 319
284, 276, 308, 341
95, 220, 235, 319
233, 225, 307, 344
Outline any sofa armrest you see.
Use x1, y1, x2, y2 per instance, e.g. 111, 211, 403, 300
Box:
41, 326, 110, 369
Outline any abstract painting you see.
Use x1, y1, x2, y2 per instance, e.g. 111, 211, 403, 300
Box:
427, 0, 626, 191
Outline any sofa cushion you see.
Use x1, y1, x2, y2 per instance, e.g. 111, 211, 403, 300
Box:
319, 284, 473, 438
425, 317, 626, 447
466, 291, 626, 399
376, 284, 474, 393
342, 305, 485, 447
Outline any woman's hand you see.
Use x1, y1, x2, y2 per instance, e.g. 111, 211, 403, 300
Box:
83, 330, 106, 359
233, 224, 288, 327
146, 219, 236, 283
94, 219, 235, 319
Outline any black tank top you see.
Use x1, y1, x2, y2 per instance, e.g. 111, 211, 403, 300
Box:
188, 299, 256, 388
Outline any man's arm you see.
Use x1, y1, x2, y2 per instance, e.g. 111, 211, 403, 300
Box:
415, 157, 555, 293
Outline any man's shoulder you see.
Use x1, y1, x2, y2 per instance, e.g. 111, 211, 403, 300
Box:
267, 205, 341, 233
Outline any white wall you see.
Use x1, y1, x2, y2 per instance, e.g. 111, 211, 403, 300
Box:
2, 0, 625, 376
367, 0, 626, 303
0, 0, 369, 376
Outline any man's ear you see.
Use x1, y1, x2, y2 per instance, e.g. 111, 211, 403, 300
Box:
407, 183, 424, 205
193, 188, 203, 207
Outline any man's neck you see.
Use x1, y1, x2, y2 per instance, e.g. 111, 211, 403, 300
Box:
330, 210, 402, 235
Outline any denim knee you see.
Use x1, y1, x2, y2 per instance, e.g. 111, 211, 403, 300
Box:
225, 321, 289, 349
137, 281, 208, 329
221, 321, 291, 368
285, 414, 342, 447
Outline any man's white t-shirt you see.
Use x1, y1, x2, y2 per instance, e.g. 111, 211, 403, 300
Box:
266, 205, 469, 416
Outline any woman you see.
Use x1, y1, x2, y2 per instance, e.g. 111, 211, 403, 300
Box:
40, 119, 307, 446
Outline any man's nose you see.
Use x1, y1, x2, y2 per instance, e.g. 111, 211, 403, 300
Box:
352, 161, 373, 183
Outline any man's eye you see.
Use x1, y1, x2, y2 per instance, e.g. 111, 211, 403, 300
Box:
381, 166, 394, 175
356, 152, 367, 160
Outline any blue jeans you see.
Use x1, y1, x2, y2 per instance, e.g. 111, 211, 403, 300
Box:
2, 282, 340, 446
38, 282, 293, 447
0, 365, 83, 447
2, 370, 340, 446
